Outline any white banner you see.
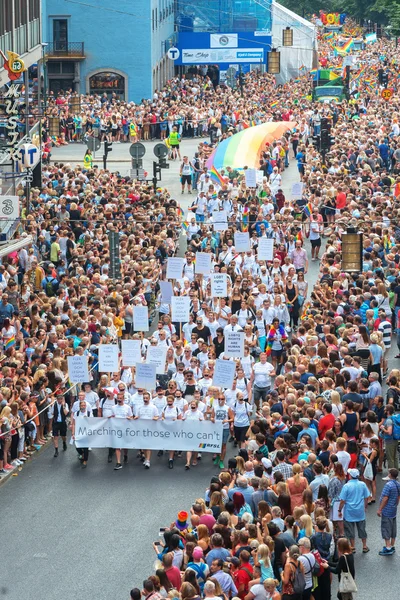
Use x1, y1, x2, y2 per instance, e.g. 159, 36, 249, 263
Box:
291, 182, 304, 199
212, 210, 228, 231
67, 355, 90, 383
213, 358, 236, 389
211, 273, 227, 297
225, 331, 245, 358
160, 280, 173, 303
98, 344, 119, 373
210, 33, 238, 48
181, 48, 264, 64
257, 238, 274, 261
75, 417, 223, 452
146, 345, 167, 374
134, 305, 149, 331
234, 232, 250, 252
195, 252, 212, 275
245, 168, 257, 188
121, 340, 142, 367
171, 296, 190, 322
166, 257, 185, 279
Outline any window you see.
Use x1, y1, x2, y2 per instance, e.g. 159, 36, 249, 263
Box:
29, 0, 40, 21
152, 9, 154, 31
53, 19, 68, 51
155, 8, 158, 28
0, 0, 13, 35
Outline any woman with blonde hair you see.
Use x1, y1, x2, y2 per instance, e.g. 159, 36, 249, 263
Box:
297, 513, 314, 540
287, 463, 308, 512
196, 524, 210, 553
301, 487, 315, 516
0, 405, 13, 471
330, 390, 343, 418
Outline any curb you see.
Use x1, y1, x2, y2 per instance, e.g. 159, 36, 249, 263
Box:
0, 439, 51, 487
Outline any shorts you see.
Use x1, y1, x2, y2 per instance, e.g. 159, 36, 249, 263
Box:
381, 516, 397, 541
170, 144, 180, 150
271, 349, 283, 358
234, 425, 248, 442
53, 422, 67, 437
181, 175, 192, 185
310, 238, 321, 248
344, 519, 367, 540
222, 428, 230, 444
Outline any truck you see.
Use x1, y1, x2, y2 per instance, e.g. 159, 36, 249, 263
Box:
312, 84, 348, 103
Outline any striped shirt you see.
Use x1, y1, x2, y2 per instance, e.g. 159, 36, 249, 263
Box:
380, 479, 400, 518
378, 319, 392, 348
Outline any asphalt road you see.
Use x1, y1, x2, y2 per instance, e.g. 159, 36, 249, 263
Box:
1, 147, 399, 600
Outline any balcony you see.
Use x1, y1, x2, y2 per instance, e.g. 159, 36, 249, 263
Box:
45, 42, 85, 59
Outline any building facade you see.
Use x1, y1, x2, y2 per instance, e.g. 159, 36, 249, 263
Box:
0, 0, 42, 87
43, 0, 175, 102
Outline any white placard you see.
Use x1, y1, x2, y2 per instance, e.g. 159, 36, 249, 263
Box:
291, 182, 304, 199
98, 344, 119, 373
0, 195, 19, 221
166, 257, 185, 279
213, 359, 236, 389
146, 346, 167, 374
134, 305, 149, 332
171, 296, 190, 322
211, 273, 228, 297
67, 355, 90, 383
195, 252, 212, 275
256, 170, 264, 184
75, 417, 223, 452
258, 238, 274, 261
212, 210, 228, 231
225, 331, 245, 358
210, 33, 238, 48
234, 232, 250, 252
245, 168, 257, 188
135, 362, 157, 390
121, 340, 142, 367
160, 280, 173, 303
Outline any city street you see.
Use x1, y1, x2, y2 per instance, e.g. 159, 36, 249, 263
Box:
0, 145, 398, 600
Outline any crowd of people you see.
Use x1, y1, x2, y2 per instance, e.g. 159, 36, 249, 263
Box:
1, 15, 400, 600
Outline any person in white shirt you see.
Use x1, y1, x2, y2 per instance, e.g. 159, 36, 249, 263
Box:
134, 391, 159, 469
83, 383, 100, 416
161, 394, 182, 469
72, 399, 93, 468
223, 314, 243, 334
72, 391, 92, 416
183, 399, 204, 469
250, 353, 275, 409
111, 391, 133, 470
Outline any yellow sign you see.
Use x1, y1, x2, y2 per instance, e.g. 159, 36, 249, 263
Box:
7, 51, 25, 74
381, 88, 392, 101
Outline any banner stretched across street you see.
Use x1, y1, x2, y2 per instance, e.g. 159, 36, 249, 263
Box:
74, 418, 223, 452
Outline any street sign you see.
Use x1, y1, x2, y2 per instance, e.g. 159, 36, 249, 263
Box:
167, 47, 180, 60
153, 143, 168, 159
129, 142, 146, 159
108, 231, 121, 279
18, 143, 40, 168
381, 88, 392, 100
86, 137, 101, 152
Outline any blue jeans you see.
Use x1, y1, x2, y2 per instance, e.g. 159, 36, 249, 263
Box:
195, 214, 205, 223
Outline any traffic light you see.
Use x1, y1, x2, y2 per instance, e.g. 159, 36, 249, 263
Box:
104, 141, 113, 156
382, 72, 389, 87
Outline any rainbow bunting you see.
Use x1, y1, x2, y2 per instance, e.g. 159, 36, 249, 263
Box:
209, 165, 225, 187
5, 336, 15, 350
270, 101, 278, 109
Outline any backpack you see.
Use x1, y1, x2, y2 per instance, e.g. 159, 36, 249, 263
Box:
304, 553, 320, 576
392, 414, 400, 440
291, 561, 306, 595
44, 277, 56, 297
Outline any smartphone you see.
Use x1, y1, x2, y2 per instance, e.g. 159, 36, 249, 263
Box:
159, 528, 167, 536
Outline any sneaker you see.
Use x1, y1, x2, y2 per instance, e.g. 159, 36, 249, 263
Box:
144, 460, 150, 469
12, 460, 22, 466
169, 459, 174, 469
213, 456, 220, 465
379, 547, 395, 555
54, 449, 59, 458
219, 460, 225, 469
114, 463, 122, 470
197, 453, 202, 460
123, 455, 128, 464
4, 464, 13, 470
382, 476, 391, 481
157, 450, 164, 457
19, 457, 27, 462
0, 468, 7, 474
107, 455, 113, 463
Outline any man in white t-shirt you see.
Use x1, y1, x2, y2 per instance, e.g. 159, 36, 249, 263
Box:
111, 392, 133, 471
250, 353, 275, 408
134, 391, 159, 469
336, 438, 351, 473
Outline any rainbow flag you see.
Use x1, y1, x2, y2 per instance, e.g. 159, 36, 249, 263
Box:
209, 165, 225, 187
266, 324, 287, 356
5, 336, 15, 350
303, 203, 313, 217
182, 221, 189, 231
295, 231, 303, 242
177, 207, 184, 219
270, 101, 278, 109
335, 39, 354, 56
242, 206, 249, 232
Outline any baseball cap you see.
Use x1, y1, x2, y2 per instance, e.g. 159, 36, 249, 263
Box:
261, 458, 273, 469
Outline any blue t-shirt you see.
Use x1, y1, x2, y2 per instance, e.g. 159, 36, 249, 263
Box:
298, 427, 318, 447
380, 480, 400, 518
205, 547, 231, 567
339, 479, 370, 522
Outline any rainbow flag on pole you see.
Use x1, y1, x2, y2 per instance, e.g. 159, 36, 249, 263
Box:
303, 203, 313, 217
209, 165, 225, 187
270, 101, 278, 109
5, 336, 15, 350
242, 206, 250, 232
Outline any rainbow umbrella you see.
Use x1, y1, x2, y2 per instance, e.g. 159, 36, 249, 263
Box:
206, 122, 295, 171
